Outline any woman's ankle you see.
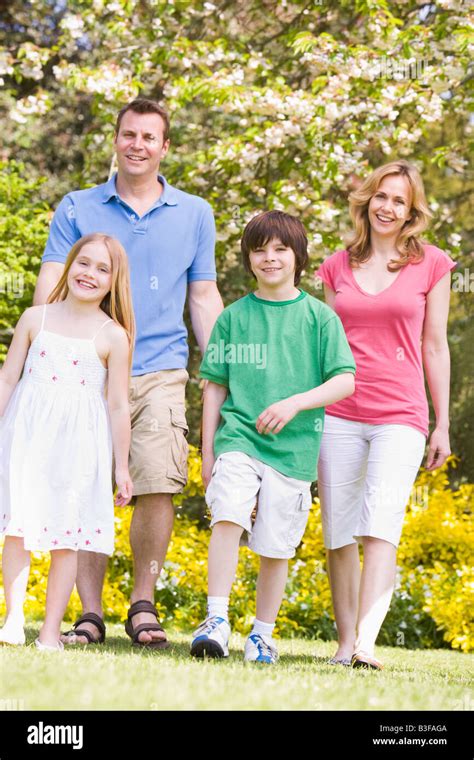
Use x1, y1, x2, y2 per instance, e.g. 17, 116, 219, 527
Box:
334, 643, 355, 658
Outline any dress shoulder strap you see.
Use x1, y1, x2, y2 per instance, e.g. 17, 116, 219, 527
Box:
92, 318, 114, 342
40, 304, 47, 331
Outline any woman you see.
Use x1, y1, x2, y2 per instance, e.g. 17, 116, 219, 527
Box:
316, 160, 456, 669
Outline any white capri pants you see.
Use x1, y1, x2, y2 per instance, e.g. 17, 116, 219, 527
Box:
317, 415, 426, 549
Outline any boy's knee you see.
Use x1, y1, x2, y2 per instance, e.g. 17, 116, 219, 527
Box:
212, 519, 245, 535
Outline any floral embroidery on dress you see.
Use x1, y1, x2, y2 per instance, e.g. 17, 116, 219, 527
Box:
40, 351, 46, 357
52, 375, 58, 382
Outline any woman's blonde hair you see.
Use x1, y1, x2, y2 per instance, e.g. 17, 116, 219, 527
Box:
47, 233, 136, 368
347, 160, 433, 271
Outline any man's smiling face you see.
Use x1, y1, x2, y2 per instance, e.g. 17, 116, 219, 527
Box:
114, 110, 170, 180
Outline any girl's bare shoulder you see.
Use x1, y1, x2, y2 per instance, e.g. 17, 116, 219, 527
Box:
19, 304, 46, 337
98, 320, 130, 354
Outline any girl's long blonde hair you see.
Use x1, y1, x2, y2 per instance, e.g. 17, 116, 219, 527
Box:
347, 160, 433, 271
47, 233, 136, 368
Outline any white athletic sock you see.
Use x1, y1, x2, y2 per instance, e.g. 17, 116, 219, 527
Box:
207, 596, 229, 621
251, 618, 275, 638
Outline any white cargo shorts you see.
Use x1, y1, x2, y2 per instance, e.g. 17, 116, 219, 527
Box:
205, 451, 313, 559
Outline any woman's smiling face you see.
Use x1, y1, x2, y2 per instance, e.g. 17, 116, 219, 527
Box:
368, 174, 412, 238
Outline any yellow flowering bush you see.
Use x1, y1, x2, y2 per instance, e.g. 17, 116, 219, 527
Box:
396, 463, 474, 653
0, 450, 472, 651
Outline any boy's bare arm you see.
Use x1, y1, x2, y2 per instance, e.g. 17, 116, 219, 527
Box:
257, 372, 355, 435
201, 380, 228, 488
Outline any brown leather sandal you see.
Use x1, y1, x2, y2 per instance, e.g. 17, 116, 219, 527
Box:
62, 612, 106, 645
351, 651, 384, 670
125, 600, 170, 650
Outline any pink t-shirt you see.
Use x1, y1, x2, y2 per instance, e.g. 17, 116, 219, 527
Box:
316, 245, 456, 436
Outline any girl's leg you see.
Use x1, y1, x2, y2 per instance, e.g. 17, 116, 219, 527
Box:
208, 521, 244, 597
0, 536, 30, 643
354, 537, 396, 656
38, 549, 78, 647
255, 556, 288, 623
326, 544, 361, 660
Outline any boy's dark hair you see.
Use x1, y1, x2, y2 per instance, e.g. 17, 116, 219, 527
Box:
241, 210, 308, 286
115, 98, 170, 142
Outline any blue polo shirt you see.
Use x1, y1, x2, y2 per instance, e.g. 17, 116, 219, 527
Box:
42, 173, 217, 375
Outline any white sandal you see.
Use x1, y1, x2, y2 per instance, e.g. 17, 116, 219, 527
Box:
34, 638, 64, 652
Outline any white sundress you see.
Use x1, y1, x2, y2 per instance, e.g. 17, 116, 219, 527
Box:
0, 305, 115, 555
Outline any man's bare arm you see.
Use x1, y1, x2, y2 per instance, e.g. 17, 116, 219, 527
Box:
33, 262, 65, 305
188, 280, 224, 354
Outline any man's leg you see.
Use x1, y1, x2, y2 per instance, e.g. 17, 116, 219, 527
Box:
60, 550, 108, 644
129, 492, 174, 643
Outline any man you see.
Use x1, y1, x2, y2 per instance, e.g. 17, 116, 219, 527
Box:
34, 98, 223, 647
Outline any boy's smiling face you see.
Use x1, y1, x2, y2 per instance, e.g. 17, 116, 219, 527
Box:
249, 237, 297, 290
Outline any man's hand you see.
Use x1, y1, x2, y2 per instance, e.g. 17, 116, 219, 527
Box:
256, 396, 301, 435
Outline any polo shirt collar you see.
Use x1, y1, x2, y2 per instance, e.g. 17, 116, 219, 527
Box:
102, 173, 178, 206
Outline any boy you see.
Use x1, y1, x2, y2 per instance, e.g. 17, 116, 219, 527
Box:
191, 210, 356, 663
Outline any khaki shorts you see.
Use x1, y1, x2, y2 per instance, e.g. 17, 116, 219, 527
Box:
127, 369, 189, 498
205, 451, 312, 559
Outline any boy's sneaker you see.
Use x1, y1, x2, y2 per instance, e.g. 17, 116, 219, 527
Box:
190, 615, 230, 658
244, 633, 278, 664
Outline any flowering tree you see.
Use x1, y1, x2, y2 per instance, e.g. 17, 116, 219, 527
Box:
1, 0, 473, 473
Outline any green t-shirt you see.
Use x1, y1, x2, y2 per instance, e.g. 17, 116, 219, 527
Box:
199, 290, 356, 481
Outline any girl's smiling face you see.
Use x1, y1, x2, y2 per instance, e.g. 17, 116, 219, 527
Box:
368, 174, 412, 238
68, 241, 113, 301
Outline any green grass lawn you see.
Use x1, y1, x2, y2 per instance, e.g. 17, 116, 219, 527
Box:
1, 623, 472, 711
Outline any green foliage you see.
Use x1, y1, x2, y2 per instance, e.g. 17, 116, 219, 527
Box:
0, 161, 49, 359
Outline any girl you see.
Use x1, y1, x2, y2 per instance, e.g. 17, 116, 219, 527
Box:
316, 160, 456, 669
0, 233, 135, 650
